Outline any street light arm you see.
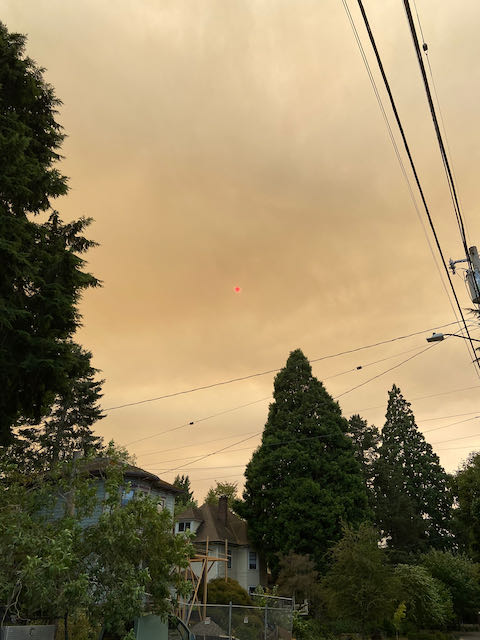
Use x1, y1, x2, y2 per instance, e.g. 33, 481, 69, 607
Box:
426, 332, 480, 343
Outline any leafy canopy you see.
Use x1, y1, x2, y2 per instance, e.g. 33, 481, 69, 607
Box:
321, 524, 397, 638
205, 481, 238, 505
451, 452, 480, 562
0, 447, 192, 635
422, 549, 480, 624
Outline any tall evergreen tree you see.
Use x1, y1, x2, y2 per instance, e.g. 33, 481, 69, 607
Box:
12, 344, 105, 471
374, 385, 452, 557
346, 414, 380, 508
241, 349, 368, 575
0, 22, 99, 443
173, 474, 197, 514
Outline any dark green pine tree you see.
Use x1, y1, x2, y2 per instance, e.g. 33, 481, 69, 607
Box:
346, 414, 380, 508
0, 22, 99, 444
241, 349, 369, 575
374, 385, 452, 558
11, 344, 104, 471
173, 474, 198, 514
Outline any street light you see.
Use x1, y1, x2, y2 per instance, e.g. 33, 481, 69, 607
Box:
426, 332, 480, 343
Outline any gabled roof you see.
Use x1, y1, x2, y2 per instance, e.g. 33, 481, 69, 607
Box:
176, 501, 250, 546
81, 458, 183, 495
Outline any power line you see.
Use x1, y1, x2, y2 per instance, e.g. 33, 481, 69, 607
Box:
129, 341, 440, 450
105, 320, 463, 412
341, 0, 460, 324
423, 415, 480, 434
164, 432, 261, 474
411, 0, 468, 242
139, 411, 479, 463
153, 423, 480, 473
124, 397, 269, 447
432, 431, 480, 446
353, 0, 480, 375
403, 0, 470, 255
350, 384, 480, 414
334, 343, 435, 399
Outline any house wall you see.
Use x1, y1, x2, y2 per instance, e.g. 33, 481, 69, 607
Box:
191, 543, 261, 593
174, 519, 202, 534
231, 547, 261, 593
52, 477, 176, 527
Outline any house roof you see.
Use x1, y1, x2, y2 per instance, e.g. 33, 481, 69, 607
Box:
176, 500, 250, 546
81, 458, 183, 495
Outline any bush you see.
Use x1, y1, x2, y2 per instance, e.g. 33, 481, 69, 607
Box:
207, 578, 253, 605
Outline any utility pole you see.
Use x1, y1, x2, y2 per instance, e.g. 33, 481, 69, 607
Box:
467, 247, 480, 304
450, 245, 480, 306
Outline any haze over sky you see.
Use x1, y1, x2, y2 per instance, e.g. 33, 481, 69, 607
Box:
4, 0, 480, 499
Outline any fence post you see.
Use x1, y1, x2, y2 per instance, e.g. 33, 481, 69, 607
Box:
264, 603, 268, 640
228, 601, 232, 640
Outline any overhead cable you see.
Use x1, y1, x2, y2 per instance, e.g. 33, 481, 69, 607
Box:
352, 0, 479, 374
106, 319, 463, 412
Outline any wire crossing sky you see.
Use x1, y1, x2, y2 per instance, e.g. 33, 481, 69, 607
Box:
5, 0, 480, 497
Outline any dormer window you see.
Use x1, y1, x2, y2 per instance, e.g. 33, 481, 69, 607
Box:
178, 521, 191, 532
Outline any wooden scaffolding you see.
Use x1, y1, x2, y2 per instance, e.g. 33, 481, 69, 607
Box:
178, 537, 229, 624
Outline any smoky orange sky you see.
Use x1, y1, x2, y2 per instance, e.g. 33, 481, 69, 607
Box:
4, 0, 480, 500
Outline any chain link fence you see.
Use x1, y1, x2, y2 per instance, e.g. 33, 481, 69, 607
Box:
180, 602, 293, 640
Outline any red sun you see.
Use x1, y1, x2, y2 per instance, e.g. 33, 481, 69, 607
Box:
234, 286, 241, 293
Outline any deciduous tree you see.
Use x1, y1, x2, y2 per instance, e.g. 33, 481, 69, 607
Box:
422, 549, 480, 624
451, 452, 480, 562
205, 481, 238, 505
321, 524, 397, 638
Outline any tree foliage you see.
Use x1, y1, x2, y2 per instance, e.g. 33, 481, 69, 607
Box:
394, 564, 453, 629
7, 344, 105, 473
321, 524, 397, 638
422, 550, 480, 623
205, 481, 238, 505
451, 452, 480, 562
241, 349, 368, 575
346, 414, 380, 508
0, 450, 192, 634
374, 385, 452, 557
207, 577, 253, 606
276, 552, 320, 605
173, 474, 197, 514
0, 22, 99, 443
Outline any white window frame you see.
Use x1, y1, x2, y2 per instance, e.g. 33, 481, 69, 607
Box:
248, 550, 257, 570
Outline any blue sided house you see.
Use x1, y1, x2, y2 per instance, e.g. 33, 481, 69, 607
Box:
52, 458, 185, 640
52, 457, 182, 525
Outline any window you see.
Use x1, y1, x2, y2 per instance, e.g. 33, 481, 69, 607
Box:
178, 521, 191, 532
248, 586, 257, 596
121, 489, 134, 507
157, 498, 166, 513
227, 552, 232, 569
248, 551, 257, 570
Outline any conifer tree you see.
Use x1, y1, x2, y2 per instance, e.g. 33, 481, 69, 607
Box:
6, 344, 104, 472
346, 414, 380, 507
0, 22, 99, 443
241, 349, 368, 575
173, 474, 197, 514
374, 385, 452, 557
